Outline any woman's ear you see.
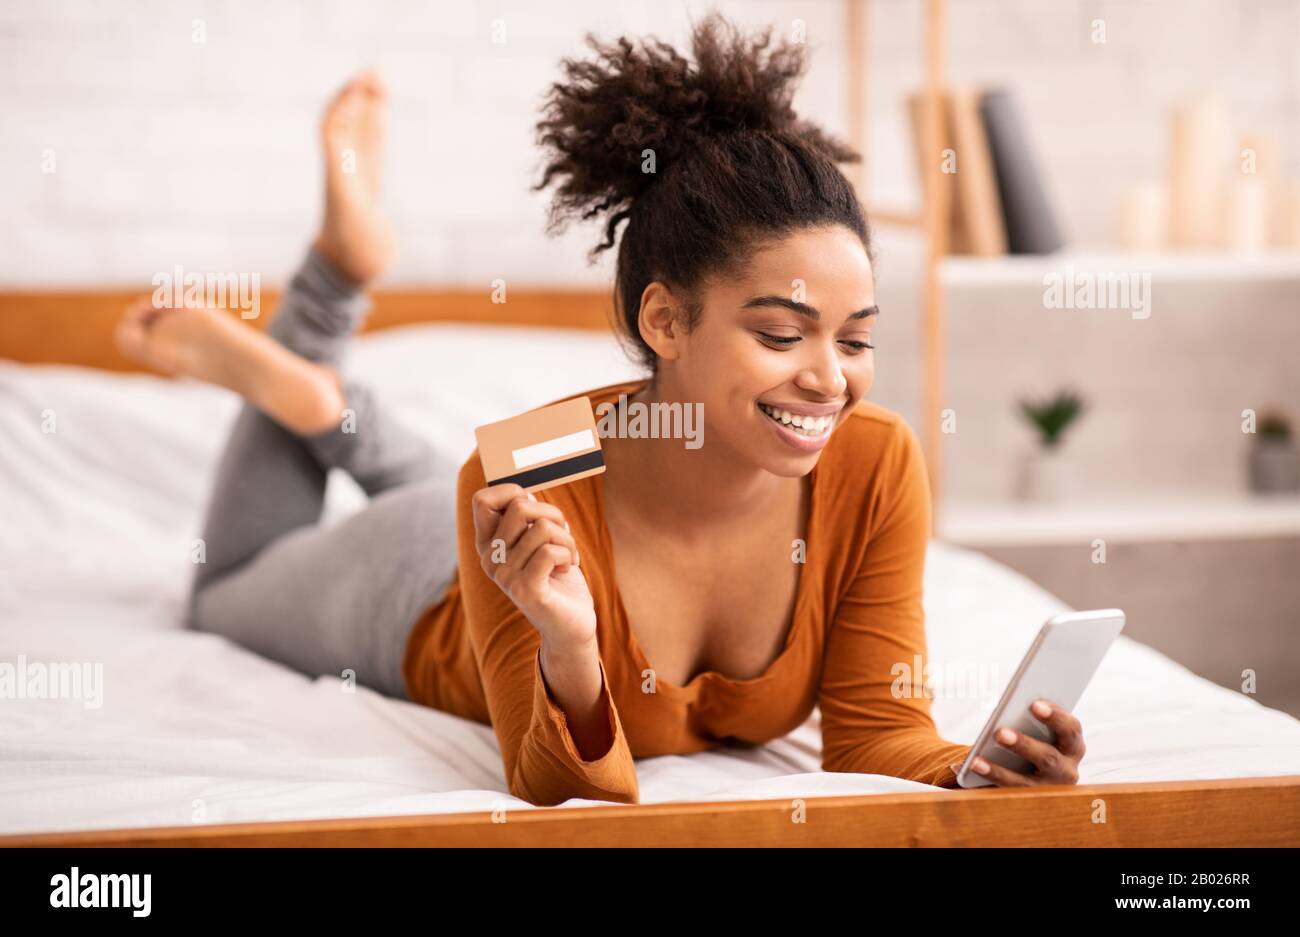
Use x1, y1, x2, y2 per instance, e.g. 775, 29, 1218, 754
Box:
636, 281, 684, 363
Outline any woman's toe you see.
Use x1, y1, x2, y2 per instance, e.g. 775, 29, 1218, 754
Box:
353, 68, 386, 98
114, 316, 149, 361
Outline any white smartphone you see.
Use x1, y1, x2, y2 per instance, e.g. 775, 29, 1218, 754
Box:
956, 608, 1126, 788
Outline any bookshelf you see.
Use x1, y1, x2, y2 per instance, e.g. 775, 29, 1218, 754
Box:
845, 1, 1300, 536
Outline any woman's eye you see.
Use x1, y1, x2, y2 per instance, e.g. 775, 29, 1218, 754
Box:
758, 331, 875, 351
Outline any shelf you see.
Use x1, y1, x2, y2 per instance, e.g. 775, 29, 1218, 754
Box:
938, 492, 1300, 547
941, 251, 1300, 288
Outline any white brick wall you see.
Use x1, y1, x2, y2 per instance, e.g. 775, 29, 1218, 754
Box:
4, 0, 1296, 288
0, 0, 847, 286
2, 1, 1296, 499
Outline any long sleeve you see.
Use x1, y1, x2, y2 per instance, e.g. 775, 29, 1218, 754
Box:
453, 453, 640, 807
818, 419, 971, 788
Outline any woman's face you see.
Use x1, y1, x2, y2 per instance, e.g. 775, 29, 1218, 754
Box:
661, 224, 877, 478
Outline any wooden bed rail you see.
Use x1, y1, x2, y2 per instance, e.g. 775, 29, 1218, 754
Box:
5, 776, 1298, 848
0, 288, 615, 374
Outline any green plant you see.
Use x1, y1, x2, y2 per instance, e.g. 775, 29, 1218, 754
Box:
1017, 388, 1087, 449
1257, 407, 1292, 443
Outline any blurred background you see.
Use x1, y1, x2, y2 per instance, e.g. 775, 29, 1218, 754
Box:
1, 0, 1297, 714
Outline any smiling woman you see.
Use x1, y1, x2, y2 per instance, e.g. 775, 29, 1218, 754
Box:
407, 12, 1093, 807
85, 13, 1073, 812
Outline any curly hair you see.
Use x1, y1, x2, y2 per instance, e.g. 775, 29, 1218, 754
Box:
534, 13, 871, 372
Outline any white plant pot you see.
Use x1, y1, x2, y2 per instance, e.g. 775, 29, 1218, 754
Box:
1017, 447, 1071, 502
1250, 440, 1300, 494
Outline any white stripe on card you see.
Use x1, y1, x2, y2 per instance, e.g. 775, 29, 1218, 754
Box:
512, 429, 595, 470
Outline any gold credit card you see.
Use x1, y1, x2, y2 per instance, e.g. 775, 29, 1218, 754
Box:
475, 396, 605, 493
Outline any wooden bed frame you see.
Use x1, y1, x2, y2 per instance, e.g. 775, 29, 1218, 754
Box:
3, 286, 1300, 848
5, 777, 1299, 847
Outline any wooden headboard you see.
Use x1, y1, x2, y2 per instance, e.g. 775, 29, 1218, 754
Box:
0, 288, 614, 373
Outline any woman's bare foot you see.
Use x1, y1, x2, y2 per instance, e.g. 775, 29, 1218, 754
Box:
313, 69, 397, 286
115, 300, 347, 436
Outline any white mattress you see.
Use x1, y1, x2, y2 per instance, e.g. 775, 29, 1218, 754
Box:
2, 324, 1298, 836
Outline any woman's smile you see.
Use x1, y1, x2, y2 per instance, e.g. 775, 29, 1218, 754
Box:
757, 399, 845, 452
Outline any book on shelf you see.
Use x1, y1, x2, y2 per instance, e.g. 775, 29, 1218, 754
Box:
906, 91, 963, 249
906, 86, 1064, 256
979, 88, 1065, 254
948, 86, 1008, 256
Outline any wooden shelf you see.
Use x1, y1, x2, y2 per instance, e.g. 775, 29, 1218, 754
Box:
941, 251, 1300, 287
939, 491, 1300, 547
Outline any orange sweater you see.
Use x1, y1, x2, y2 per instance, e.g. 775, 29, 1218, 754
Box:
402, 379, 972, 806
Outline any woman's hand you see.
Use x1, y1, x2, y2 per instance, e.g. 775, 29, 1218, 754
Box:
471, 483, 597, 652
954, 699, 1085, 786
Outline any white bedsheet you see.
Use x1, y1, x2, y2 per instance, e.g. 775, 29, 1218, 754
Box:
2, 324, 1298, 835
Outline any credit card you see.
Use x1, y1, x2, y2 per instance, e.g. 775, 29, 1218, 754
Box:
474, 396, 605, 493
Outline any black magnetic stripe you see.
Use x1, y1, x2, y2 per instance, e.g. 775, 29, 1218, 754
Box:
488, 449, 604, 488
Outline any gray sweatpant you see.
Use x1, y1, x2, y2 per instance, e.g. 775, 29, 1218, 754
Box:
188, 249, 460, 700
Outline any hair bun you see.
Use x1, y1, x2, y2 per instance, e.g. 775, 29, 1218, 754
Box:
535, 14, 857, 255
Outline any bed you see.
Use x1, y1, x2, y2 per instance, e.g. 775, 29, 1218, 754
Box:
2, 291, 1299, 847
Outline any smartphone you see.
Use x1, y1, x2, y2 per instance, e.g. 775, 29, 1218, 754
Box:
956, 608, 1126, 788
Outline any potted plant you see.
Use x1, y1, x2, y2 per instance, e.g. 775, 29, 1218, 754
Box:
1250, 407, 1300, 495
1015, 388, 1087, 502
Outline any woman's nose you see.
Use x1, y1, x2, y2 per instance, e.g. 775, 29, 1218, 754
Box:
794, 342, 849, 399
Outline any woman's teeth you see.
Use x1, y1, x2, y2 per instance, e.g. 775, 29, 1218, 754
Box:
759, 403, 834, 437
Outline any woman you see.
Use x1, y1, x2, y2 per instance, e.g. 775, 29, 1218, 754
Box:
118, 17, 1085, 807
